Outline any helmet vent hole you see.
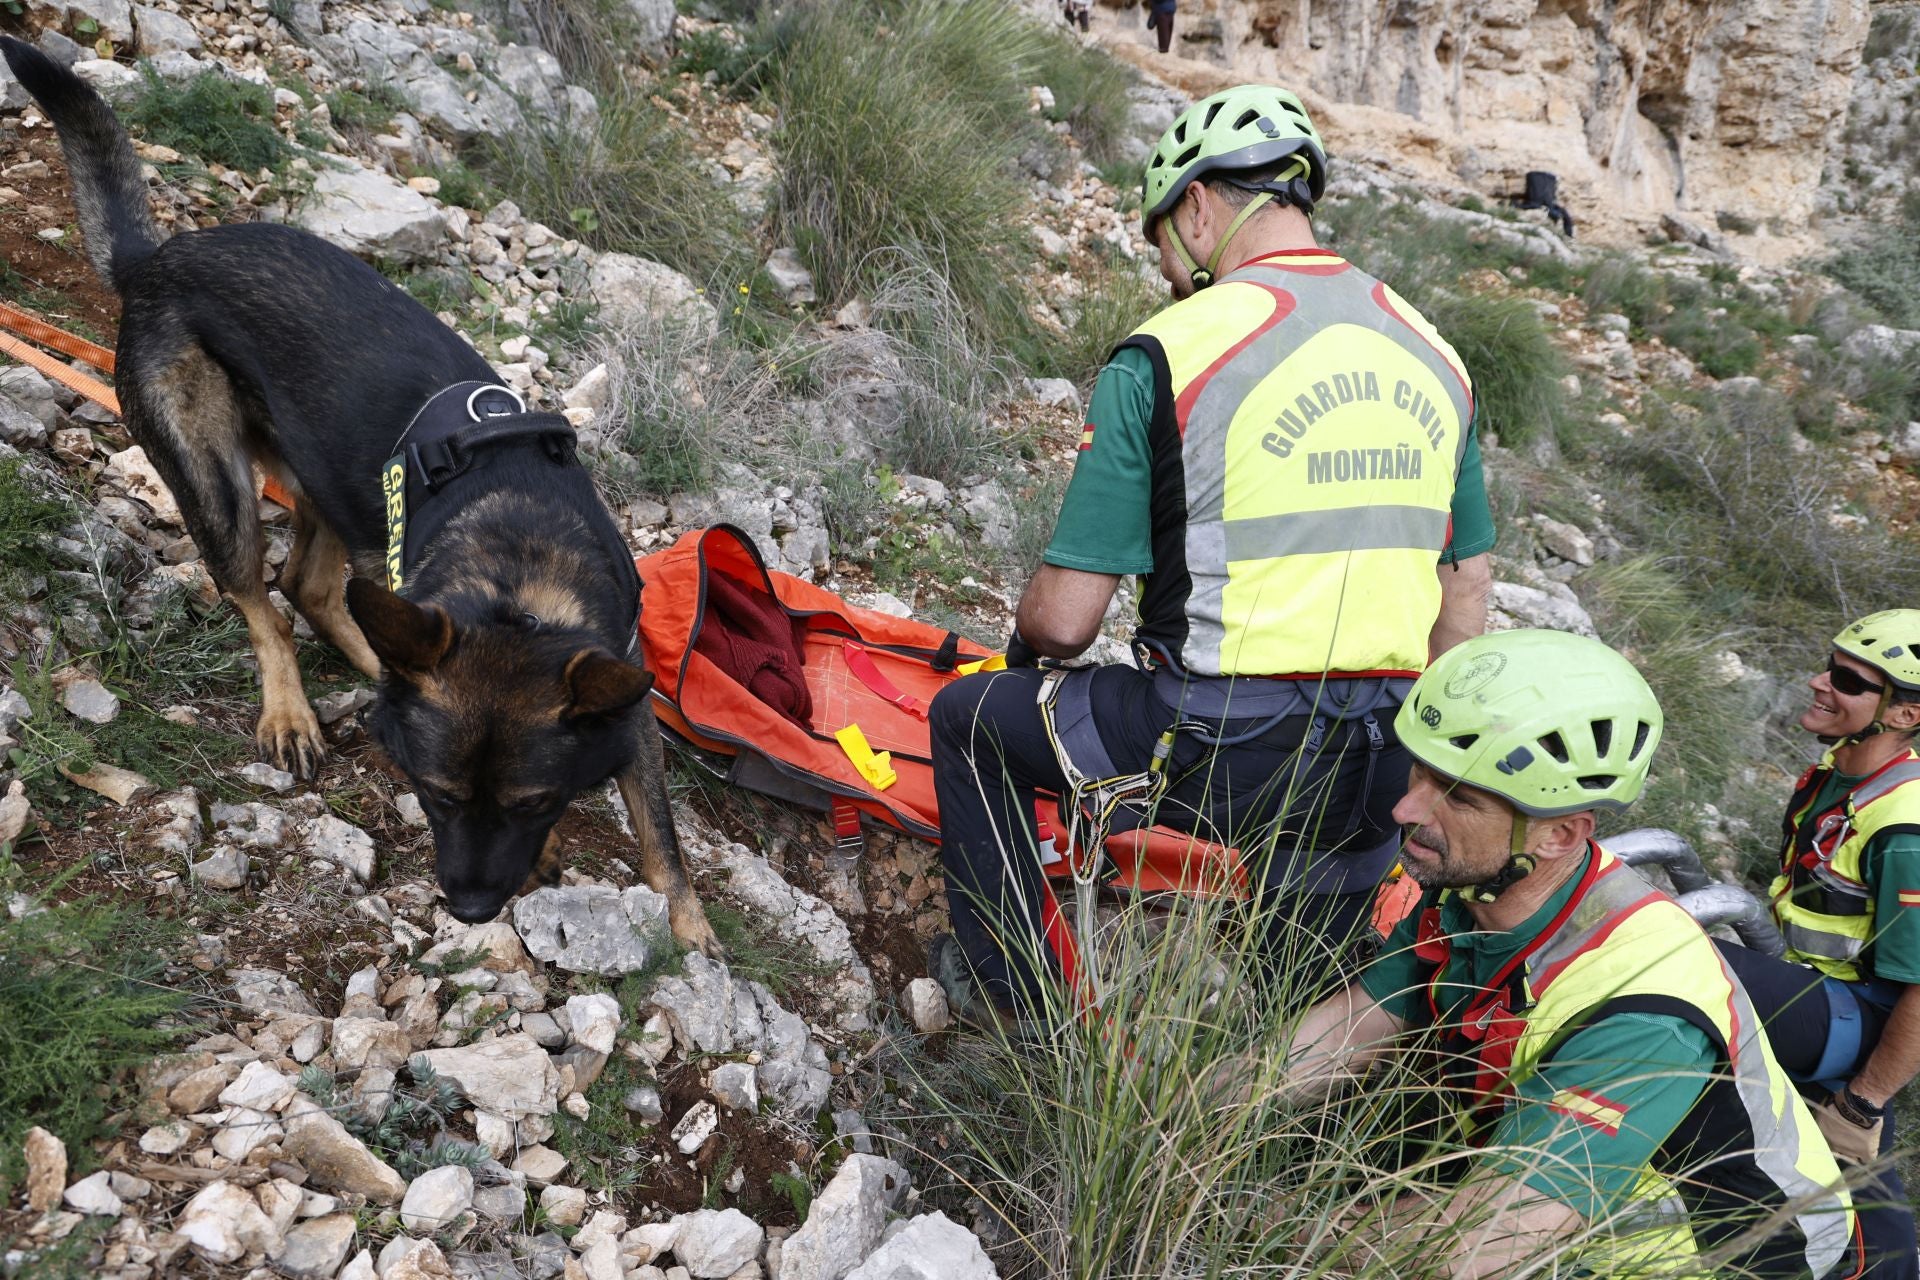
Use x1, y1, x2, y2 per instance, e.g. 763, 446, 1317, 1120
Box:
1447, 733, 1479, 751
1630, 721, 1652, 760
1173, 143, 1203, 168
1203, 101, 1225, 128
1590, 719, 1613, 757
1173, 121, 1187, 143
1233, 108, 1261, 130
1578, 774, 1616, 792
1538, 731, 1570, 765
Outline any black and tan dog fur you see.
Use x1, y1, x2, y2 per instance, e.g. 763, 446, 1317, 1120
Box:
3, 37, 718, 952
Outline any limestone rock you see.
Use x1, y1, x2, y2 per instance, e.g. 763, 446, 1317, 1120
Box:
671, 1100, 718, 1154
269, 1212, 358, 1279
232, 967, 319, 1018
59, 677, 119, 725
563, 992, 621, 1054
843, 1211, 996, 1280
902, 979, 949, 1034
0, 780, 30, 848
179, 1180, 282, 1264
62, 1168, 121, 1216
292, 160, 445, 267
22, 1127, 64, 1214
101, 446, 181, 525
1533, 515, 1595, 567
64, 0, 134, 46
672, 1208, 764, 1278
219, 1060, 297, 1112
1488, 580, 1597, 637
513, 884, 672, 975
190, 845, 248, 890
777, 1155, 909, 1280
305, 814, 376, 882
333, 1017, 411, 1072
417, 1033, 560, 1120
765, 248, 816, 304
399, 1164, 474, 1235
647, 953, 737, 1054
709, 1061, 759, 1112
537, 1182, 587, 1227
589, 253, 718, 339
132, 4, 200, 54
281, 1095, 408, 1204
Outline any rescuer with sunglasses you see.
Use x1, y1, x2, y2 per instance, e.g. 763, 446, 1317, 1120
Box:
1716, 610, 1920, 1279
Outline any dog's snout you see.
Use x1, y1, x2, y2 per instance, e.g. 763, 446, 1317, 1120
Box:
444, 892, 508, 924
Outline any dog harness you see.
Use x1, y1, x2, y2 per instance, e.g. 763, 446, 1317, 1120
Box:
382, 381, 640, 647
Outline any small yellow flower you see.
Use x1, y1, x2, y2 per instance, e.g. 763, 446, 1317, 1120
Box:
738, 283, 750, 294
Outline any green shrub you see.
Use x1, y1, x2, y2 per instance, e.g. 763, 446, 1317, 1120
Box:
123, 66, 289, 172
0, 458, 74, 590
474, 89, 751, 290
1824, 192, 1920, 330
323, 82, 408, 134
0, 864, 192, 1198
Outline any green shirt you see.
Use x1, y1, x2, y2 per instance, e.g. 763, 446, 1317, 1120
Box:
1360, 858, 1717, 1223
1045, 345, 1497, 576
1800, 769, 1920, 984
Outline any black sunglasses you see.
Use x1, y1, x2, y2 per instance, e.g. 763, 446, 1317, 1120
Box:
1827, 657, 1887, 699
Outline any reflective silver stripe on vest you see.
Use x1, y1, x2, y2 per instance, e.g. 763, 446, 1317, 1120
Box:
1172, 262, 1473, 673
1782, 920, 1867, 963
1221, 505, 1453, 561
1530, 860, 1852, 1278
1849, 758, 1920, 809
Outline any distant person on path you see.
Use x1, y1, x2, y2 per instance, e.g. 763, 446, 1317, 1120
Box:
929, 85, 1494, 1020
1147, 0, 1176, 53
1714, 610, 1920, 1280
1063, 0, 1091, 33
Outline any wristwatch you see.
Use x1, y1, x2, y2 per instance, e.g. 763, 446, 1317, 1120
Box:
1836, 1084, 1887, 1125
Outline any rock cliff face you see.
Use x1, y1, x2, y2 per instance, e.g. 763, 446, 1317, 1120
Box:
1129, 0, 1884, 250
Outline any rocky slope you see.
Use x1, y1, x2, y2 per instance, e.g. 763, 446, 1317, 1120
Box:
1077, 0, 1920, 264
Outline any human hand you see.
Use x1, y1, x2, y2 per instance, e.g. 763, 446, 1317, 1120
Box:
1811, 1086, 1884, 1165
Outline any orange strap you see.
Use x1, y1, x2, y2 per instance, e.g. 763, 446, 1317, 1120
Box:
0, 300, 116, 371
0, 329, 121, 415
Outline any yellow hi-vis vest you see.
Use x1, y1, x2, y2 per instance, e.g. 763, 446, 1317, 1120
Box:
1415, 847, 1857, 1278
1770, 747, 1920, 981
1119, 249, 1473, 678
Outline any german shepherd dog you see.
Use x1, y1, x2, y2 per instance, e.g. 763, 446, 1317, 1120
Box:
3, 38, 718, 952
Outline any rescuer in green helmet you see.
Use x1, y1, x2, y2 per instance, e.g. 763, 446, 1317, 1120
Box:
931, 83, 1497, 1015
1249, 629, 1858, 1279
1714, 609, 1920, 1279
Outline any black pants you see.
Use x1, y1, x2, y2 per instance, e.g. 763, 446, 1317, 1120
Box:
931, 665, 1405, 1012
1718, 942, 1918, 1279
1147, 8, 1174, 52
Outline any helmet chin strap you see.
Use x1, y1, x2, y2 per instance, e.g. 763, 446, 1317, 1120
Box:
1459, 813, 1537, 906
1837, 686, 1897, 748
1166, 191, 1276, 290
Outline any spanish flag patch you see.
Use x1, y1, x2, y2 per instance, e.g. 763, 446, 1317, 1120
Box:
1549, 1087, 1627, 1136
1079, 423, 1096, 451
1898, 889, 1920, 908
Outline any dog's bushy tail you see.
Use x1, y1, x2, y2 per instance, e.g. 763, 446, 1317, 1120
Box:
1, 37, 163, 293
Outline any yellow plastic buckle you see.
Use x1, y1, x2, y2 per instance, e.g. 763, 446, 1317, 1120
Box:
835, 723, 897, 791
955, 654, 1008, 676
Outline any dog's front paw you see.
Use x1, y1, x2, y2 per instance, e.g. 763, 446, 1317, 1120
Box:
255, 703, 327, 781
670, 899, 725, 960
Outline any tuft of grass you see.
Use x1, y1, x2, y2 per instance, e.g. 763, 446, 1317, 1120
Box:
705, 901, 836, 1003
1580, 255, 1771, 378
1019, 246, 1163, 395
298, 1057, 490, 1180
473, 89, 752, 290
123, 65, 290, 172
0, 859, 193, 1199
0, 458, 75, 591
1029, 26, 1139, 168
767, 0, 1051, 340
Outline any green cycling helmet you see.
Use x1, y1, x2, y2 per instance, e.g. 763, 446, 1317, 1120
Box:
1141, 83, 1328, 230
1397, 629, 1663, 818
1834, 610, 1920, 693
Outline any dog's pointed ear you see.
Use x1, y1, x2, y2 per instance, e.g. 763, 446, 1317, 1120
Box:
346, 577, 454, 679
563, 649, 654, 720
